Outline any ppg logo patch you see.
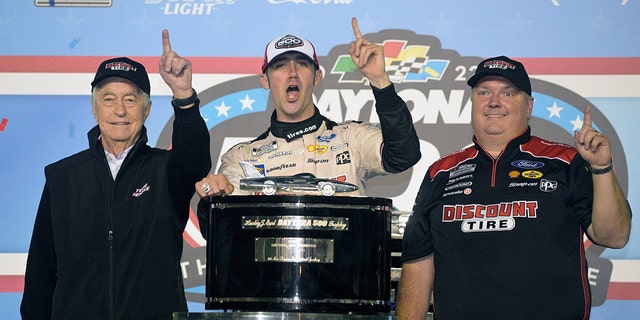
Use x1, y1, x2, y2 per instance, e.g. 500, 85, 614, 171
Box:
539, 179, 558, 192
336, 151, 351, 165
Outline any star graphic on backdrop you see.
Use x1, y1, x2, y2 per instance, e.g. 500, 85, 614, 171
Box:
506, 11, 533, 37
215, 101, 231, 117
547, 102, 563, 118
428, 12, 456, 37
239, 94, 255, 110
278, 12, 303, 34
590, 10, 613, 34
357, 11, 381, 35
569, 114, 583, 131
0, 17, 10, 37
57, 10, 85, 35
131, 10, 157, 35
205, 10, 233, 35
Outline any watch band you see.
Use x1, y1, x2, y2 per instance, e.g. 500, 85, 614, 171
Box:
171, 89, 198, 107
590, 159, 613, 175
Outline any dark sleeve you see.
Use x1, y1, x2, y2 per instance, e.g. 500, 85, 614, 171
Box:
168, 100, 212, 219
21, 183, 57, 320
571, 154, 632, 246
196, 197, 210, 239
568, 153, 594, 233
372, 84, 421, 173
402, 169, 437, 262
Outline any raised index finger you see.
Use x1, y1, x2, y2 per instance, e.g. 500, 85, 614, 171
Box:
583, 104, 592, 127
162, 29, 172, 54
351, 17, 362, 40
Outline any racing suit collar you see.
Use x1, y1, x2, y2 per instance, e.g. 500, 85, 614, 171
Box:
472, 126, 532, 159
269, 106, 324, 142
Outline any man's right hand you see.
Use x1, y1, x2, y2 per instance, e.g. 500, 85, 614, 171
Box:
195, 173, 235, 198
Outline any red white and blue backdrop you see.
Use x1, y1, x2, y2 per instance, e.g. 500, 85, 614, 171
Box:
1, 1, 638, 318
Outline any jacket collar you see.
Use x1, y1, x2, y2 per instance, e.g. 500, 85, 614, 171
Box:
88, 125, 149, 158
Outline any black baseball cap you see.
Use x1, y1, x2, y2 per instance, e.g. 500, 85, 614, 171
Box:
467, 56, 531, 96
91, 57, 151, 95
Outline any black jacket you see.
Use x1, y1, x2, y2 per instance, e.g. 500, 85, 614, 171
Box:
21, 104, 211, 320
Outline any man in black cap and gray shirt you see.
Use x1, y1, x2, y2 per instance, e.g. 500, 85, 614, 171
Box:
395, 56, 631, 320
20, 29, 210, 320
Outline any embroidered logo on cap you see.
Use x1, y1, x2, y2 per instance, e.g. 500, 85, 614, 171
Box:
275, 34, 305, 50
104, 61, 138, 72
483, 59, 516, 70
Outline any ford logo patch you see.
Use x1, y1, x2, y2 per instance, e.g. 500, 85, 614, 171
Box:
511, 160, 545, 169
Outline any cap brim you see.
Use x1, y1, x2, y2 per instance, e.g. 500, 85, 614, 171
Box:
467, 71, 505, 88
262, 51, 319, 73
91, 75, 144, 93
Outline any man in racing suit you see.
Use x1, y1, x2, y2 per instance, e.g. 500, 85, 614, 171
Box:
194, 18, 420, 201
191, 19, 420, 314
395, 56, 631, 320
